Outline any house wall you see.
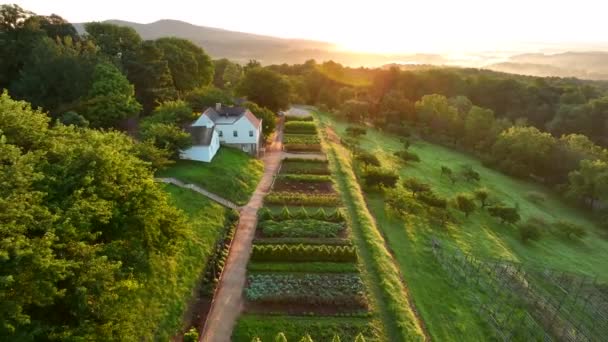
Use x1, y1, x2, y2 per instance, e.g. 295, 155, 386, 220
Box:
180, 130, 220, 162
215, 116, 261, 155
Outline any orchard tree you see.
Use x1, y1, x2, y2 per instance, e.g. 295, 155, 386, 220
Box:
488, 205, 521, 224
454, 193, 476, 217
474, 187, 491, 208
567, 159, 608, 210
356, 151, 380, 169
402, 177, 431, 197
237, 67, 290, 112
363, 167, 399, 188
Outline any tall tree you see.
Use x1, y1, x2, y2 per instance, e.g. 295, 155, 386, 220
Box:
126, 41, 177, 113
567, 159, 608, 210
237, 67, 290, 112
154, 37, 214, 93
77, 62, 142, 128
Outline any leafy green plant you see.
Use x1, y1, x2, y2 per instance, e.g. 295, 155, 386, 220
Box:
394, 150, 421, 163
553, 220, 587, 239
284, 134, 321, 145
245, 273, 368, 309
280, 160, 331, 175
265, 192, 341, 206
284, 121, 318, 134
284, 144, 323, 152
285, 115, 314, 122
251, 244, 358, 263
259, 219, 345, 238
183, 327, 199, 342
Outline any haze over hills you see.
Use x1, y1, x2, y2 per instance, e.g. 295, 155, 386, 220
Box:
75, 19, 608, 80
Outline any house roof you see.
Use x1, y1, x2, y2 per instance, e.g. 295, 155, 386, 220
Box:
244, 110, 261, 127
187, 126, 215, 146
201, 106, 261, 127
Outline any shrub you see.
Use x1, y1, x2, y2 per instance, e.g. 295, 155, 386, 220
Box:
525, 191, 547, 205
250, 244, 358, 263
519, 222, 542, 242
418, 191, 447, 209
362, 167, 399, 188
265, 192, 341, 206
461, 165, 481, 182
385, 188, 424, 216
183, 328, 199, 342
402, 177, 431, 196
259, 219, 345, 238
553, 220, 586, 239
474, 187, 491, 208
139, 122, 192, 159
394, 150, 420, 163
488, 205, 521, 224
355, 151, 381, 168
284, 121, 317, 134
200, 211, 239, 296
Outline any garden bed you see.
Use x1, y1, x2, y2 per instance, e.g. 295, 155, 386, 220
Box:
245, 273, 368, 312
273, 178, 335, 194
257, 219, 346, 238
265, 192, 341, 206
280, 159, 331, 175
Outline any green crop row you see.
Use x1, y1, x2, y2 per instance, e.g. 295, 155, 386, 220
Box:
259, 219, 345, 238
285, 115, 314, 122
284, 144, 323, 152
259, 206, 345, 222
251, 244, 357, 263
284, 134, 321, 145
278, 174, 332, 182
265, 192, 340, 206
245, 273, 368, 309
284, 121, 318, 134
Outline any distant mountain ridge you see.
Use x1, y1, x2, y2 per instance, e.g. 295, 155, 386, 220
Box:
74, 19, 608, 80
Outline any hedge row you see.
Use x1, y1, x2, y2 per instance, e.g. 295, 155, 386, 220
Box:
251, 244, 358, 263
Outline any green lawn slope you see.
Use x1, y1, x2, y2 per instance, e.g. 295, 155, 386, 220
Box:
318, 112, 608, 341
157, 147, 264, 205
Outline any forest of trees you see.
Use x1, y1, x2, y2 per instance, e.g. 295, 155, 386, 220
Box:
267, 60, 608, 223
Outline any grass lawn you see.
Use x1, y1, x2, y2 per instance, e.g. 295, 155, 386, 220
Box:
134, 184, 230, 339
318, 112, 608, 341
232, 315, 383, 341
157, 147, 263, 205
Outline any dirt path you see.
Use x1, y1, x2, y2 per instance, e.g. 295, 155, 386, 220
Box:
199, 117, 284, 342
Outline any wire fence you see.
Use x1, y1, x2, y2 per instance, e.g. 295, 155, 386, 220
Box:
430, 239, 607, 342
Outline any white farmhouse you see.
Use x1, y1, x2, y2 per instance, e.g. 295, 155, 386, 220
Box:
180, 104, 262, 162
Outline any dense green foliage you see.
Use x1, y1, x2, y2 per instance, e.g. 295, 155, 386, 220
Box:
0, 92, 191, 340
237, 67, 290, 112
251, 244, 357, 263
284, 133, 321, 145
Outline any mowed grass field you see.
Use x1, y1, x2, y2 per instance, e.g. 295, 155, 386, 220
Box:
157, 147, 263, 205
317, 113, 608, 341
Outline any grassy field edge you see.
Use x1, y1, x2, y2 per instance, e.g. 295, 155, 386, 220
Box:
316, 115, 427, 341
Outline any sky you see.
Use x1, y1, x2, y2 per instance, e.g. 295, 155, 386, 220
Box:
12, 0, 608, 54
